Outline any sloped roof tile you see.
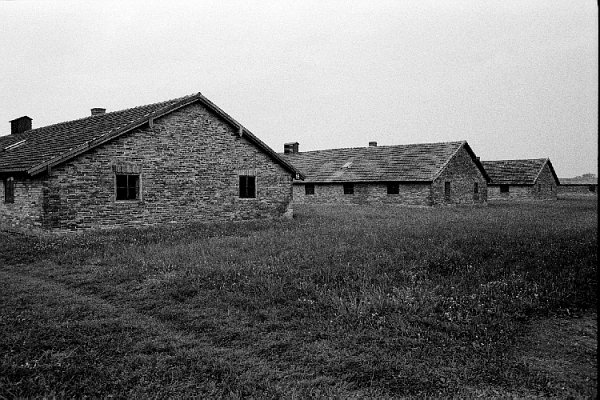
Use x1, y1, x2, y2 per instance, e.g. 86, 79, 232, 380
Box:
482, 158, 558, 185
0, 93, 301, 177
282, 141, 484, 183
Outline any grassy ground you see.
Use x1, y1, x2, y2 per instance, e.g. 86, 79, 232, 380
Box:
0, 198, 596, 398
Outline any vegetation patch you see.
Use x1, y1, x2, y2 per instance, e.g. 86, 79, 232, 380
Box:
0, 199, 596, 397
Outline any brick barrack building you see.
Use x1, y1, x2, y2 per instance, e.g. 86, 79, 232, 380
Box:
481, 158, 559, 201
0, 92, 303, 232
558, 175, 597, 196
281, 141, 489, 206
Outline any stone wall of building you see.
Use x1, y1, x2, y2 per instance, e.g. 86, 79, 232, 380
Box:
431, 146, 488, 205
487, 185, 531, 201
291, 182, 431, 206
558, 184, 598, 196
23, 101, 293, 232
0, 177, 45, 231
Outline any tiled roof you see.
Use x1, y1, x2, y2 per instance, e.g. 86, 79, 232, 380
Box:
481, 158, 558, 185
559, 176, 597, 185
0, 93, 302, 177
281, 141, 486, 183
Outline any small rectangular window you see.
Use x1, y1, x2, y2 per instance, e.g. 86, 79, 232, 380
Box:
305, 183, 315, 195
116, 174, 140, 201
538, 184, 542, 192
473, 182, 479, 201
387, 182, 399, 195
589, 185, 596, 193
500, 184, 509, 193
343, 183, 354, 195
444, 181, 451, 200
4, 177, 14, 204
239, 175, 256, 198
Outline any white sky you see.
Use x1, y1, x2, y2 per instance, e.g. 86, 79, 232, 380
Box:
1, 1, 597, 177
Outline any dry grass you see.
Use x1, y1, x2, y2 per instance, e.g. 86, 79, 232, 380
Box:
0, 198, 596, 398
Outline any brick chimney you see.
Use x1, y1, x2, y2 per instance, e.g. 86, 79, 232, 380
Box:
10, 116, 32, 134
284, 142, 299, 154
369, 141, 377, 147
91, 108, 106, 116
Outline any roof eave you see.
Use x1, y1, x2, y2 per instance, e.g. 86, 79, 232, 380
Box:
293, 179, 433, 184
0, 169, 29, 176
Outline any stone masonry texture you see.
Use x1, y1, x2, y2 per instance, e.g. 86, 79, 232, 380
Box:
0, 102, 294, 232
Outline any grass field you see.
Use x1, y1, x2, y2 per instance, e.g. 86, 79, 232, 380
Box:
0, 198, 597, 398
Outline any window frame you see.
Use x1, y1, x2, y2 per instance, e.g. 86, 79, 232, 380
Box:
305, 183, 315, 195
115, 173, 141, 202
343, 183, 354, 195
3, 177, 14, 204
387, 182, 399, 195
500, 184, 510, 193
239, 175, 256, 199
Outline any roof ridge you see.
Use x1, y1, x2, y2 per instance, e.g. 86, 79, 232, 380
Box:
284, 140, 467, 155
8, 93, 198, 137
482, 158, 547, 163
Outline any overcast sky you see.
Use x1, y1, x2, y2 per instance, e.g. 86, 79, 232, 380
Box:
1, 1, 597, 177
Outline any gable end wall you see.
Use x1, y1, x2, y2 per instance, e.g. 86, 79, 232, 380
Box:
431, 146, 488, 205
34, 102, 292, 231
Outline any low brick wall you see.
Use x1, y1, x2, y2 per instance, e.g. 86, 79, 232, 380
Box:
292, 182, 431, 206
558, 185, 597, 196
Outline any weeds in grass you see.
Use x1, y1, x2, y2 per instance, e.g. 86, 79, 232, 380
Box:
0, 199, 596, 397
